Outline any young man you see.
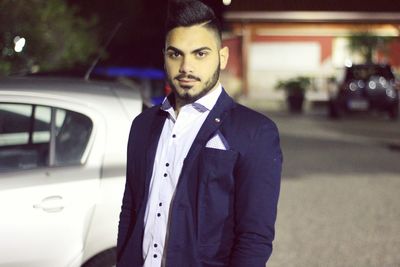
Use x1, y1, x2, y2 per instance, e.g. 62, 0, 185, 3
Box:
117, 1, 282, 266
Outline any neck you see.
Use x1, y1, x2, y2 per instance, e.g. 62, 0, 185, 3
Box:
174, 82, 220, 116
174, 97, 184, 116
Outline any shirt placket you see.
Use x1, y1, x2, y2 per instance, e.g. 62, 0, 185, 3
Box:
144, 89, 220, 266
151, 116, 179, 264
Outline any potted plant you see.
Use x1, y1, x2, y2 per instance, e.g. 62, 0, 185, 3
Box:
275, 76, 311, 113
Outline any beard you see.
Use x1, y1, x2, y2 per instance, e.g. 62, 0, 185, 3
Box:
168, 63, 220, 105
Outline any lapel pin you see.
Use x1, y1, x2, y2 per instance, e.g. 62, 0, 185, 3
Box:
215, 118, 221, 123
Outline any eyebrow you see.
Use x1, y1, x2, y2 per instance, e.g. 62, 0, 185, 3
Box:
166, 46, 212, 55
193, 47, 212, 54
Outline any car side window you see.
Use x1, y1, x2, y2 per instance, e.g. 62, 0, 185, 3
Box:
0, 103, 93, 172
55, 109, 92, 166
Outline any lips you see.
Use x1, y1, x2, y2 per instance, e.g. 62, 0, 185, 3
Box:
175, 74, 200, 82
178, 78, 197, 84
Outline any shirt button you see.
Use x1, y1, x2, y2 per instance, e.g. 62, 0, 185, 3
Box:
157, 213, 161, 217
164, 173, 167, 177
153, 254, 157, 258
154, 243, 158, 248
159, 202, 162, 207
172, 134, 176, 138
166, 163, 169, 167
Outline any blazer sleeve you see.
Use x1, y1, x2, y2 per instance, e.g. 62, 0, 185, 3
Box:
117, 126, 136, 261
230, 121, 282, 267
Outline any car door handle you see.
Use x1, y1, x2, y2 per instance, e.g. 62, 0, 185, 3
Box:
33, 195, 64, 213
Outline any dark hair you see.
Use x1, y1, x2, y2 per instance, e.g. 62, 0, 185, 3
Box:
165, 0, 221, 43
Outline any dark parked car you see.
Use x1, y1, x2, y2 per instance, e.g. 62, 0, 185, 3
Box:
328, 64, 399, 119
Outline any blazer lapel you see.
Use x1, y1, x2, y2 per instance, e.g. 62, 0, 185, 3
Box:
143, 90, 236, 199
180, 89, 236, 175
144, 108, 167, 191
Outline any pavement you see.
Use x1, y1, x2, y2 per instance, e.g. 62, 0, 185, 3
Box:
239, 98, 400, 267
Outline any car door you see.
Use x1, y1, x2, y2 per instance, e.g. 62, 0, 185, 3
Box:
0, 101, 105, 267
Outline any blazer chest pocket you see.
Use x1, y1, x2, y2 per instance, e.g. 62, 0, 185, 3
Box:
197, 148, 238, 245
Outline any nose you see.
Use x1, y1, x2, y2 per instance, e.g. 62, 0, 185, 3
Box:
179, 56, 193, 74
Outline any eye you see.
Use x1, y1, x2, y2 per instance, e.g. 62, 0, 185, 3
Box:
196, 51, 208, 58
167, 51, 181, 59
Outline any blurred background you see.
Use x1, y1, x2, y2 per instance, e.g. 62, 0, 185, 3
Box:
1, 0, 400, 266
2, 0, 400, 104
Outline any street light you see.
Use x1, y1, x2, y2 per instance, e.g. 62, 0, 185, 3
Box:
222, 0, 231, 6
14, 36, 26, 53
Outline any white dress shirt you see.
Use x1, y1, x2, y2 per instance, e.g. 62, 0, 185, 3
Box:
142, 84, 223, 267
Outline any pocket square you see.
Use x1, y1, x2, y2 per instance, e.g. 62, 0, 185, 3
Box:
206, 131, 229, 150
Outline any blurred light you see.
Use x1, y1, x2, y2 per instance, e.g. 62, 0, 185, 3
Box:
369, 81, 376, 89
379, 76, 388, 88
349, 82, 357, 91
344, 59, 352, 68
357, 80, 365, 88
13, 36, 26, 53
31, 65, 40, 73
94, 67, 165, 79
223, 0, 232, 6
386, 88, 396, 98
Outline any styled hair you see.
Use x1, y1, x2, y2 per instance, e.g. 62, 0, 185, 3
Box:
165, 0, 222, 43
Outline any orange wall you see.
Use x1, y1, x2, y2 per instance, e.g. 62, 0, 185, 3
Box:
222, 36, 243, 78
389, 40, 400, 68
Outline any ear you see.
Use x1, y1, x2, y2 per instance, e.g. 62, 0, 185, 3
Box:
219, 46, 229, 70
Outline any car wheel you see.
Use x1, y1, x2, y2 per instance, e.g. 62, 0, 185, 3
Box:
388, 105, 399, 120
82, 248, 116, 267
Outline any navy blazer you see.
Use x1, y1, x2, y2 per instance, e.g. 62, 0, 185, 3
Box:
117, 89, 282, 267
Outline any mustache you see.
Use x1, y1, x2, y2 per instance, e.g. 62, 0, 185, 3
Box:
174, 73, 201, 81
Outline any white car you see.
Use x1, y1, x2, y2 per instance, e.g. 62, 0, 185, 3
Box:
0, 77, 143, 267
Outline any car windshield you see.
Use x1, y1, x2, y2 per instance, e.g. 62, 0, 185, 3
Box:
346, 65, 395, 80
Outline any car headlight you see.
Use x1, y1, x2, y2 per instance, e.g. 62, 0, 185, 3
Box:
349, 82, 358, 91
386, 88, 397, 98
368, 80, 377, 90
379, 76, 388, 88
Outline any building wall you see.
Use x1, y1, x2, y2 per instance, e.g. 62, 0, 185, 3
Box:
248, 35, 334, 99
221, 36, 243, 97
228, 22, 400, 100
389, 40, 400, 75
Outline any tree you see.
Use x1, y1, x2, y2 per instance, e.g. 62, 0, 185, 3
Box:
0, 0, 99, 75
347, 32, 394, 64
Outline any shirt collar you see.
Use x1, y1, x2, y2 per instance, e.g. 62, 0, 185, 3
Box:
161, 95, 173, 111
195, 83, 222, 111
161, 83, 222, 113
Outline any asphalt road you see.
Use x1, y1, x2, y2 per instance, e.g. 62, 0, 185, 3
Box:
262, 109, 400, 267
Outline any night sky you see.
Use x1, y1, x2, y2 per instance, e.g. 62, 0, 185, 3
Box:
65, 0, 230, 68
66, 0, 165, 68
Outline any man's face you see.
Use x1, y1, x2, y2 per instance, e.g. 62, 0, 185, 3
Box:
164, 25, 229, 104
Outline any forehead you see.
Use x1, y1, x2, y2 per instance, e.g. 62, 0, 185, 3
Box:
165, 25, 219, 50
